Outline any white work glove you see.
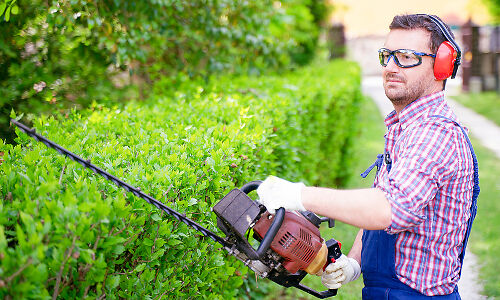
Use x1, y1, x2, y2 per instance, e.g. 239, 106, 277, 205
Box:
256, 176, 306, 214
321, 255, 361, 289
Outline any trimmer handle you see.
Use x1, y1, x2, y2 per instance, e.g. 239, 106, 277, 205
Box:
237, 181, 342, 298
240, 180, 263, 194
239, 180, 286, 260
324, 238, 343, 297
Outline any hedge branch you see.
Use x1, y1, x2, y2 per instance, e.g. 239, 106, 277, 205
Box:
111, 223, 129, 236
58, 164, 66, 185
52, 235, 77, 300
156, 289, 169, 300
5, 257, 33, 283
152, 210, 164, 254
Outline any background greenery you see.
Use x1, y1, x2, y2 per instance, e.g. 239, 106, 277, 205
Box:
0, 0, 331, 144
452, 92, 500, 127
483, 0, 500, 23
466, 136, 500, 297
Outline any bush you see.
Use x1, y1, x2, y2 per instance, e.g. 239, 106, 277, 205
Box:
0, 1, 331, 143
0, 60, 361, 299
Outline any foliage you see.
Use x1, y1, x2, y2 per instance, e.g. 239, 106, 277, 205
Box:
0, 0, 19, 21
0, 60, 362, 299
483, 0, 500, 23
0, 0, 331, 143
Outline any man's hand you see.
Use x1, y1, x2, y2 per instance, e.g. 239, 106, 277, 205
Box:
256, 176, 305, 214
321, 255, 361, 289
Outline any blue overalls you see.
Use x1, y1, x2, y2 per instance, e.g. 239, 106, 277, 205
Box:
360, 116, 480, 299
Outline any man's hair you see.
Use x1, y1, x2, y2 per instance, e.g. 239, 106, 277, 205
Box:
389, 14, 454, 53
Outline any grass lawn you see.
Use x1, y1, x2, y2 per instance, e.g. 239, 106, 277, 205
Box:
452, 92, 500, 127
261, 92, 500, 298
466, 137, 500, 298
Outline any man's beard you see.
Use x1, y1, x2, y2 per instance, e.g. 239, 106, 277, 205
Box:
384, 74, 426, 107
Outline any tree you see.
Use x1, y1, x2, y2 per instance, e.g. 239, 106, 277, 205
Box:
483, 0, 500, 23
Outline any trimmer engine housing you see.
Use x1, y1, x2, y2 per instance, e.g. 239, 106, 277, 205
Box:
253, 211, 326, 274
213, 181, 341, 298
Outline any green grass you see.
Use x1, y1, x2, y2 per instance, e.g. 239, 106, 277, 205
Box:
261, 94, 386, 299
452, 92, 500, 127
467, 137, 500, 298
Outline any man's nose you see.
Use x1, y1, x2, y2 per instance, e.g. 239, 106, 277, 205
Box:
384, 55, 399, 72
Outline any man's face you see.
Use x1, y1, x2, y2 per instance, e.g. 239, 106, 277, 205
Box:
382, 28, 439, 108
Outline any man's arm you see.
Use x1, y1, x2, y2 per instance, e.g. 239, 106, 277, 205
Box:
348, 229, 363, 265
301, 186, 392, 230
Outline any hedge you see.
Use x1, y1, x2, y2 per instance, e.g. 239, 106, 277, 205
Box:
0, 0, 331, 144
0, 60, 362, 299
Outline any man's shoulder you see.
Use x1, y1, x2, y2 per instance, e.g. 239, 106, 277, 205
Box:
417, 101, 462, 131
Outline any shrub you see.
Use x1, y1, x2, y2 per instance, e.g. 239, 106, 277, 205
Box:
0, 0, 331, 143
0, 60, 361, 299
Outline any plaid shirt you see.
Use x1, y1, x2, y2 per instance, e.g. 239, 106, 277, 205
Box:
374, 91, 475, 296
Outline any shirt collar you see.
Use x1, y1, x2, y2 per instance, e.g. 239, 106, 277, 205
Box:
384, 91, 445, 130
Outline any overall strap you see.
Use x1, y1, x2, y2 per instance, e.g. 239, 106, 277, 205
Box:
361, 144, 393, 178
429, 115, 480, 277
360, 154, 384, 178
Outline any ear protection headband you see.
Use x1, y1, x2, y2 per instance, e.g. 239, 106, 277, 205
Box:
417, 14, 461, 80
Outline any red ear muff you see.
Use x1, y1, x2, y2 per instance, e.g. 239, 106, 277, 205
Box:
434, 41, 457, 80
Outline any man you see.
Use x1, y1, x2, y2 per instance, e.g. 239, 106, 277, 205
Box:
256, 14, 479, 299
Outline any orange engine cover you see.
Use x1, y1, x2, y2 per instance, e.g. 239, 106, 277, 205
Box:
253, 211, 324, 274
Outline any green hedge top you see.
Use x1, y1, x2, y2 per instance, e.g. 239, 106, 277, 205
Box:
0, 60, 361, 299
1, 0, 331, 144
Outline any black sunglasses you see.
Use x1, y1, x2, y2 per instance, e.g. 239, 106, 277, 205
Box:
378, 48, 436, 68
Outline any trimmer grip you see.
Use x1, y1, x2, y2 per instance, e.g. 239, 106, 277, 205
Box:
326, 238, 342, 263
325, 238, 343, 296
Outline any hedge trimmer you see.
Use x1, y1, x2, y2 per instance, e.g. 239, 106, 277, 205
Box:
11, 119, 342, 298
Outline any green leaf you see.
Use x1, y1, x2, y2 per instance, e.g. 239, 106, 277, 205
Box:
0, 226, 6, 249
151, 248, 165, 260
134, 263, 146, 273
0, 3, 6, 18
142, 238, 153, 246
16, 224, 26, 248
18, 173, 33, 185
35, 263, 48, 282
167, 238, 181, 246
11, 5, 18, 15
5, 5, 10, 21
20, 211, 35, 235
113, 245, 125, 255
106, 275, 121, 290
102, 236, 125, 247
81, 250, 95, 264
151, 213, 161, 222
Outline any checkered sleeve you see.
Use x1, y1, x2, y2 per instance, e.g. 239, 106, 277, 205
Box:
378, 121, 459, 233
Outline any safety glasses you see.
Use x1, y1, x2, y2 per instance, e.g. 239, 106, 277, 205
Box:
378, 48, 436, 68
